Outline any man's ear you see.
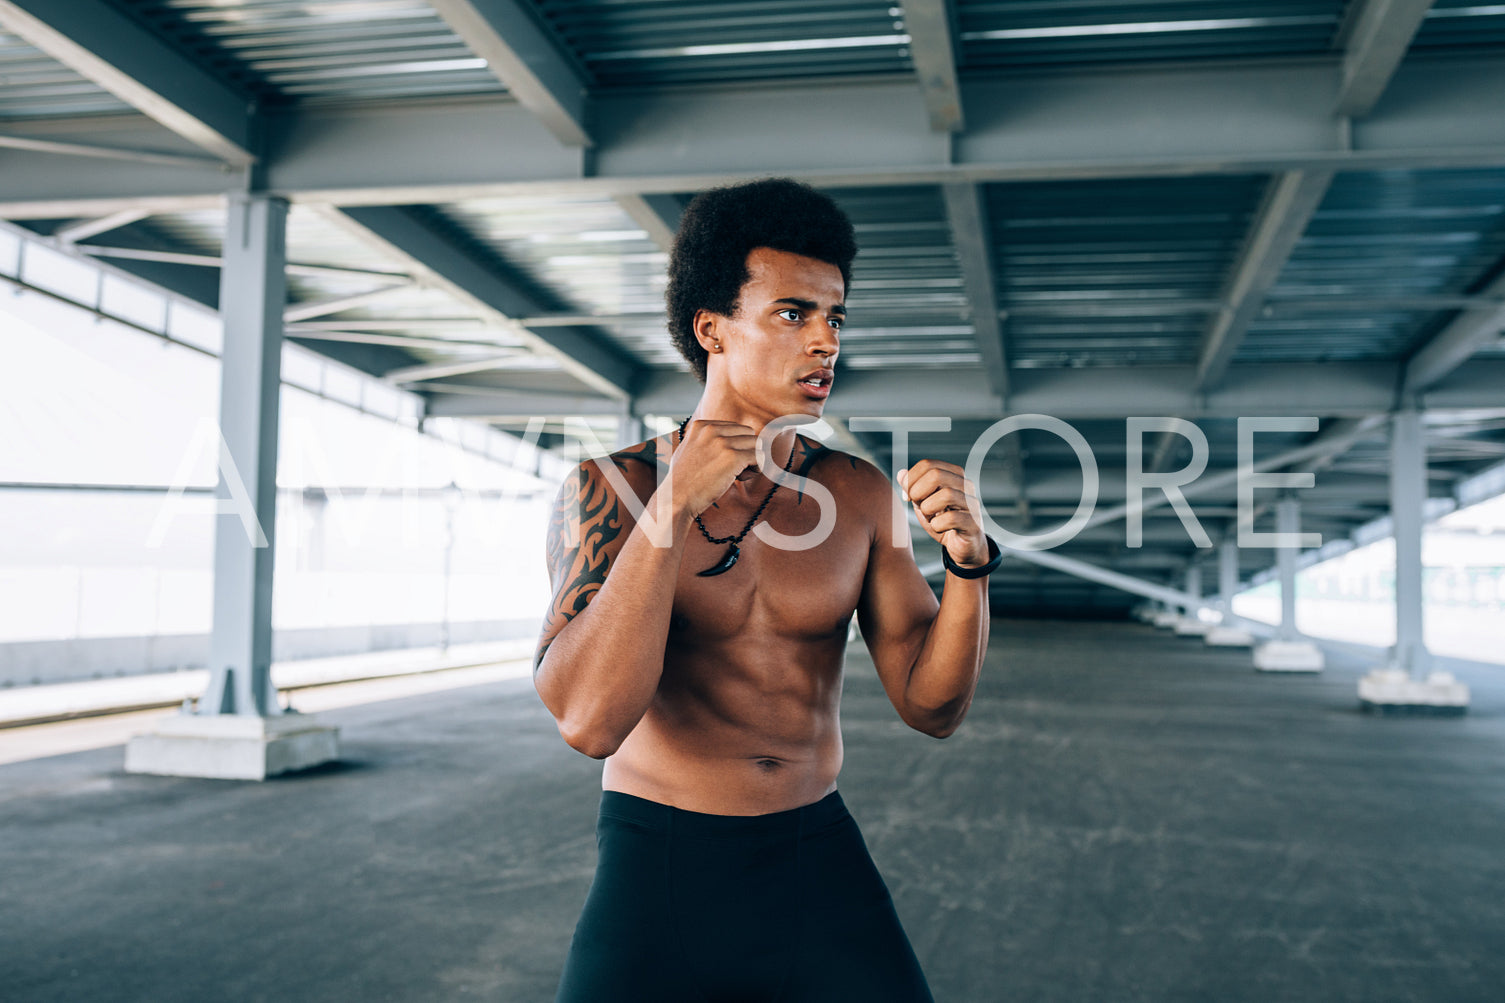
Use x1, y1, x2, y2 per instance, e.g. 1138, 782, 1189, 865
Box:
692, 309, 723, 355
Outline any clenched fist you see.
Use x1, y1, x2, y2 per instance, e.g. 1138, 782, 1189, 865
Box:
669, 418, 760, 518
897, 460, 989, 567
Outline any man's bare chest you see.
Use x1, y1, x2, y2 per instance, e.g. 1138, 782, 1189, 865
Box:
670, 488, 871, 644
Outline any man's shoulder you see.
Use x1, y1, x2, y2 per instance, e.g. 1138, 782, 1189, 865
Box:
794, 436, 891, 497
607, 436, 667, 475
554, 436, 664, 512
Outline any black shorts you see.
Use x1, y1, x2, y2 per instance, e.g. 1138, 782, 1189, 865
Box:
554, 789, 934, 1003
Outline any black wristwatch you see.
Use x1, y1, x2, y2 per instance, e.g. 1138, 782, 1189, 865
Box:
941, 536, 1003, 579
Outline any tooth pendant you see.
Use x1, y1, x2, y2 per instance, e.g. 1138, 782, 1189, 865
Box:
697, 543, 741, 577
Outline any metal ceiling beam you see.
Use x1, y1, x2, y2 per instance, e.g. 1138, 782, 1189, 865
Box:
427, 0, 591, 147
941, 183, 1008, 399
613, 193, 683, 253
1403, 268, 1505, 397
0, 0, 256, 165
435, 361, 1505, 421
7, 57, 1505, 217
472, 293, 1505, 328
329, 205, 639, 399
956, 469, 1403, 509
940, 182, 1027, 523
1335, 0, 1438, 118
1150, 169, 1335, 472
100, 256, 222, 311
1194, 171, 1335, 392
422, 389, 625, 421
918, 534, 1214, 610
75, 244, 409, 281
286, 329, 513, 353
283, 285, 412, 323
53, 208, 151, 244
384, 354, 534, 384
0, 133, 221, 169
289, 319, 484, 331
900, 0, 965, 132
1084, 416, 1384, 534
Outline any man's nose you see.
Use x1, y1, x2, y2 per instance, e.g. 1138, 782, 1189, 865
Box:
807, 320, 839, 358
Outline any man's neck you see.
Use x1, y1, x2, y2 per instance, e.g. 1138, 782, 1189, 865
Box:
689, 387, 801, 481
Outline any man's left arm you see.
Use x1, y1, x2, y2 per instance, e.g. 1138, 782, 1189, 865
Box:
854, 459, 992, 738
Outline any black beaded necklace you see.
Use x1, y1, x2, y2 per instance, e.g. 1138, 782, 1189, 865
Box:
678, 416, 797, 577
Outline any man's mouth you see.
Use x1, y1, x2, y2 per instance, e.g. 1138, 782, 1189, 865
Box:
797, 370, 834, 396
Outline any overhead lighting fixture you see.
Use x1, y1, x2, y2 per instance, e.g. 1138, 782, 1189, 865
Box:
594, 34, 908, 61
962, 16, 1336, 43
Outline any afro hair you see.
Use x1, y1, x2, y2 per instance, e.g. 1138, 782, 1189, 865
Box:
666, 178, 857, 382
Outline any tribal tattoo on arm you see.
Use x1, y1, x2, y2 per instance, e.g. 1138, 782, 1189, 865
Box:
535, 462, 624, 671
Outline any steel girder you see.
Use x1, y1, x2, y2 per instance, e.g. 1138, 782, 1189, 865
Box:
327, 205, 640, 399
427, 0, 592, 147
0, 0, 256, 165
4, 58, 1505, 217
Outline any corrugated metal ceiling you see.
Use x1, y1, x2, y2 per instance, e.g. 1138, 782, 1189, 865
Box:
1414, 1, 1505, 53
113, 0, 506, 104
7, 1, 1505, 610
830, 185, 974, 370
432, 195, 673, 366
984, 175, 1266, 368
533, 0, 912, 87
955, 1, 1348, 71
1236, 168, 1505, 365
137, 206, 538, 367
0, 28, 132, 119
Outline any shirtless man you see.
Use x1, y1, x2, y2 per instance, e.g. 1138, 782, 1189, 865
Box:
536, 178, 998, 1002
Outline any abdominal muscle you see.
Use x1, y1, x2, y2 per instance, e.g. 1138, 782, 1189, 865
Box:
601, 640, 847, 816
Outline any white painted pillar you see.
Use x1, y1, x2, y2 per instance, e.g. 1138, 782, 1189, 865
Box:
126, 195, 346, 777
1253, 494, 1323, 669
1218, 537, 1239, 612
1276, 495, 1301, 642
1205, 535, 1255, 646
1172, 562, 1211, 635
200, 194, 290, 718
1390, 409, 1432, 679
1184, 564, 1203, 613
1355, 412, 1467, 710
615, 406, 646, 449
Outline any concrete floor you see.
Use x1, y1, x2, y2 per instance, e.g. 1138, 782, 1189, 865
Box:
3, 619, 1504, 1002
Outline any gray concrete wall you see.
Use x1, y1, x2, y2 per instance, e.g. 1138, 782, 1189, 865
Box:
0, 619, 540, 688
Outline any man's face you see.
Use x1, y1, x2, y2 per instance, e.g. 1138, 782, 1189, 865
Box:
701, 246, 844, 419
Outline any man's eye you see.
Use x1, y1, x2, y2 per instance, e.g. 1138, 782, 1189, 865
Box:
829, 317, 844, 330
778, 309, 801, 322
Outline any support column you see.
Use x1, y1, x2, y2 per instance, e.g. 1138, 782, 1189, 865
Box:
615, 402, 646, 449
202, 196, 289, 718
1359, 410, 1469, 713
1206, 535, 1254, 647
1254, 494, 1324, 671
1218, 536, 1239, 611
1390, 410, 1429, 679
1174, 564, 1210, 636
1151, 594, 1180, 629
1276, 496, 1300, 642
128, 195, 340, 778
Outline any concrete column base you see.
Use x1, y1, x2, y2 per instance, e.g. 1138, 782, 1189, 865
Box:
1204, 626, 1255, 647
1173, 617, 1210, 637
125, 711, 340, 780
1359, 669, 1470, 715
1253, 640, 1324, 673
1151, 611, 1180, 629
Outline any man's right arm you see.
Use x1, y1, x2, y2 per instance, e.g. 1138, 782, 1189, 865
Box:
533, 420, 759, 758
533, 457, 694, 759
